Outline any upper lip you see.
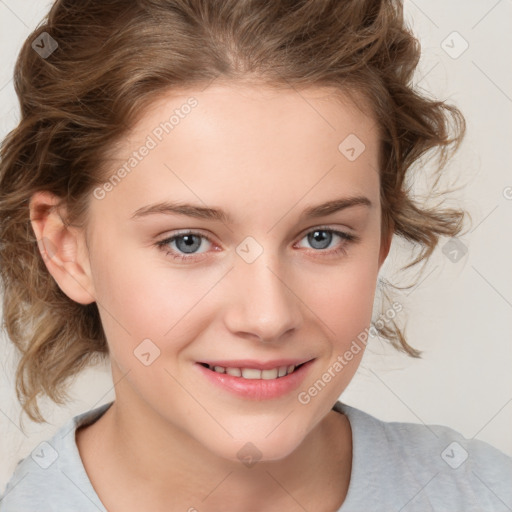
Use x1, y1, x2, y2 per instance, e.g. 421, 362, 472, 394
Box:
198, 358, 314, 370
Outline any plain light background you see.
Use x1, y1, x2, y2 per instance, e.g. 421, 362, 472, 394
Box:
1, 0, 511, 492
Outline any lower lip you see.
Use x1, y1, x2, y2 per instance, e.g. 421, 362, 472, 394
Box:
195, 360, 315, 400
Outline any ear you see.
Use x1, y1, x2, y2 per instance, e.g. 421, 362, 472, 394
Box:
29, 191, 96, 305
378, 216, 394, 270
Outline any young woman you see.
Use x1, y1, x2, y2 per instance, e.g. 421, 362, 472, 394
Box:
0, 1, 510, 511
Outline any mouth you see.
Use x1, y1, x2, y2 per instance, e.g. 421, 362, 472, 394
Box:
195, 358, 315, 400
197, 361, 308, 380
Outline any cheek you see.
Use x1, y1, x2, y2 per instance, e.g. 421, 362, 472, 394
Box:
303, 257, 379, 335
87, 239, 167, 356
294, 262, 376, 413
88, 240, 217, 364
301, 256, 378, 384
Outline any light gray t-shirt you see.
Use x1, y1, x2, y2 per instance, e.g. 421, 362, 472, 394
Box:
1, 401, 511, 511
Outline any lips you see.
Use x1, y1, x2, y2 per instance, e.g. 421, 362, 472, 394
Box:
198, 358, 309, 379
195, 358, 315, 400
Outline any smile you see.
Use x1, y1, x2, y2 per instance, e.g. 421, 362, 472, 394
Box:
199, 363, 303, 380
195, 359, 315, 400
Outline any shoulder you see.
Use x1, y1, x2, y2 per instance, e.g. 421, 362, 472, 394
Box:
0, 402, 112, 512
334, 402, 512, 512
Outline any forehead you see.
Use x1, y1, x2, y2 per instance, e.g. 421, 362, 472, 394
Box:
93, 83, 380, 225
134, 82, 374, 143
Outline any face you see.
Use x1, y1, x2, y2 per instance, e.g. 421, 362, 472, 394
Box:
79, 83, 388, 462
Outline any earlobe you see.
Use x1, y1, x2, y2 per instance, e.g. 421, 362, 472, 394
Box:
29, 191, 96, 305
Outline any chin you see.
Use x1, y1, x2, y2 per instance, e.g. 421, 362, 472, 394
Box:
198, 423, 309, 466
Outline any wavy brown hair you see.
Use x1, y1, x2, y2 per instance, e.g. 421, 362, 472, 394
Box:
0, 0, 469, 423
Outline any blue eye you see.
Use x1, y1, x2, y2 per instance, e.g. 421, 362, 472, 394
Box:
156, 231, 214, 261
156, 227, 358, 262
298, 228, 356, 252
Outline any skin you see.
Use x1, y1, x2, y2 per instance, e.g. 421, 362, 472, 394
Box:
30, 83, 392, 511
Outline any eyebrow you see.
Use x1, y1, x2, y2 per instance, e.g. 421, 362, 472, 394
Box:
130, 195, 372, 224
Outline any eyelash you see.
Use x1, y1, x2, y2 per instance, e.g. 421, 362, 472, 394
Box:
155, 226, 359, 262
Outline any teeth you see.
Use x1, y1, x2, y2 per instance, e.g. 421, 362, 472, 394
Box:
278, 366, 288, 377
261, 368, 279, 380
208, 364, 299, 379
241, 368, 261, 379
226, 367, 241, 377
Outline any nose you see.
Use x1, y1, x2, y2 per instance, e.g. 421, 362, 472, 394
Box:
223, 248, 303, 344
